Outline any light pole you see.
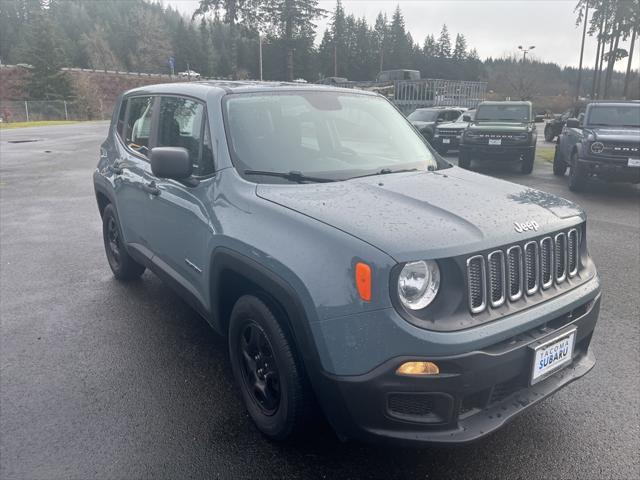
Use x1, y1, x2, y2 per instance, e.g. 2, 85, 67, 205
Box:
518, 45, 535, 62
258, 32, 263, 81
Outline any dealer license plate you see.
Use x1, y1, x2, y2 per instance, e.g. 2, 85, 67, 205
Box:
628, 158, 640, 167
530, 329, 576, 384
489, 138, 502, 146
442, 138, 451, 144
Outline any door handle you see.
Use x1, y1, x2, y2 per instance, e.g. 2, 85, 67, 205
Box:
142, 181, 160, 196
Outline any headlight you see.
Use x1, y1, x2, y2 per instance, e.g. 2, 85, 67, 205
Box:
397, 260, 440, 310
590, 141, 604, 154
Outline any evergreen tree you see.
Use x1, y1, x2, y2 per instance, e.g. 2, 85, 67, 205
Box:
23, 12, 73, 100
373, 12, 388, 72
330, 0, 346, 76
452, 33, 467, 60
263, 0, 325, 81
437, 24, 451, 59
423, 34, 436, 58
387, 6, 411, 68
194, 0, 260, 78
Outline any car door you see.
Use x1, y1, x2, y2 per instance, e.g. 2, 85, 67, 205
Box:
143, 95, 216, 304
112, 95, 159, 249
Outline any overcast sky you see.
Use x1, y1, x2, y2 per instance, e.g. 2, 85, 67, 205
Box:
165, 0, 639, 71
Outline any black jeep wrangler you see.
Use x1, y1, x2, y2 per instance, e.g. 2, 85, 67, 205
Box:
458, 101, 537, 174
553, 101, 640, 191
544, 102, 587, 142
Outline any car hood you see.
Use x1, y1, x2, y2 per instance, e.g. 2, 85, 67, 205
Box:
410, 120, 435, 129
469, 122, 529, 132
256, 168, 584, 262
587, 126, 640, 143
436, 123, 467, 131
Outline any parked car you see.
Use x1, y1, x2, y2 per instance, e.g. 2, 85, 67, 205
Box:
316, 76, 348, 85
432, 109, 475, 154
376, 69, 420, 82
94, 82, 600, 446
178, 69, 201, 79
553, 100, 640, 191
407, 107, 465, 143
458, 101, 537, 174
544, 102, 587, 142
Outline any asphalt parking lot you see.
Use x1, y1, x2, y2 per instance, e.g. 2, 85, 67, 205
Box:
1, 122, 639, 479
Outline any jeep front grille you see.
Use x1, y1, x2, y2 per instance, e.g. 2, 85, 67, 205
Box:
466, 228, 580, 313
466, 255, 486, 313
437, 129, 459, 137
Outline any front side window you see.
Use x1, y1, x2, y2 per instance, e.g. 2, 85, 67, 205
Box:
224, 91, 442, 183
156, 96, 213, 176
124, 96, 154, 156
476, 105, 531, 122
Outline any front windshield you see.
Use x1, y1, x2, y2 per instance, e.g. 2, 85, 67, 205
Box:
475, 105, 530, 122
407, 109, 438, 122
587, 105, 640, 127
224, 91, 441, 182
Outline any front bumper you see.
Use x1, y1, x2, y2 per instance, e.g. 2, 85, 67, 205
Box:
460, 143, 534, 159
316, 294, 600, 446
432, 136, 461, 149
577, 156, 640, 183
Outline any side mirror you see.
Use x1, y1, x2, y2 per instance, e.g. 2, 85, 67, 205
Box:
151, 147, 192, 180
565, 118, 581, 128
462, 115, 471, 122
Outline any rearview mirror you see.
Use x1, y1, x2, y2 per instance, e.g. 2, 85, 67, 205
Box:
565, 118, 581, 128
462, 115, 471, 122
151, 147, 192, 180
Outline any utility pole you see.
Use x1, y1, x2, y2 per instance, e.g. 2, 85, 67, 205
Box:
518, 45, 535, 62
333, 42, 337, 77
576, 3, 589, 100
259, 33, 263, 81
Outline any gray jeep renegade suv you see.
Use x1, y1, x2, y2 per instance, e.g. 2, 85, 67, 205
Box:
94, 82, 601, 446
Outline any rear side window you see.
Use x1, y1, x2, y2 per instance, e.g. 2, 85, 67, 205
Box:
124, 96, 154, 156
157, 96, 214, 176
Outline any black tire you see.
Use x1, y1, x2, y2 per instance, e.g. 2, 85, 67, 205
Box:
102, 203, 145, 280
521, 150, 535, 174
553, 146, 568, 176
229, 295, 313, 441
568, 151, 587, 192
544, 125, 555, 142
458, 151, 471, 169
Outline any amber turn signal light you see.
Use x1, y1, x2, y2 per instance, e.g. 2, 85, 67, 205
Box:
355, 262, 372, 301
396, 361, 440, 376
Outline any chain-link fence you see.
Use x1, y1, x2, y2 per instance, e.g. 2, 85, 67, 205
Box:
0, 99, 112, 123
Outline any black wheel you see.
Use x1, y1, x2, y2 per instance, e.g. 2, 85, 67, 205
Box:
568, 151, 587, 192
458, 151, 471, 169
544, 125, 555, 142
521, 150, 535, 174
553, 147, 568, 176
102, 204, 145, 280
229, 295, 313, 440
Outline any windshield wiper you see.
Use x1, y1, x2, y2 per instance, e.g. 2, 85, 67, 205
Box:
244, 169, 336, 183
348, 167, 423, 180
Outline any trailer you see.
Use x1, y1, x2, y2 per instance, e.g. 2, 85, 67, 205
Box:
336, 78, 487, 115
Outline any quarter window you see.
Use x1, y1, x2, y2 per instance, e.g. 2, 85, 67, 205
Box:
124, 96, 154, 156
